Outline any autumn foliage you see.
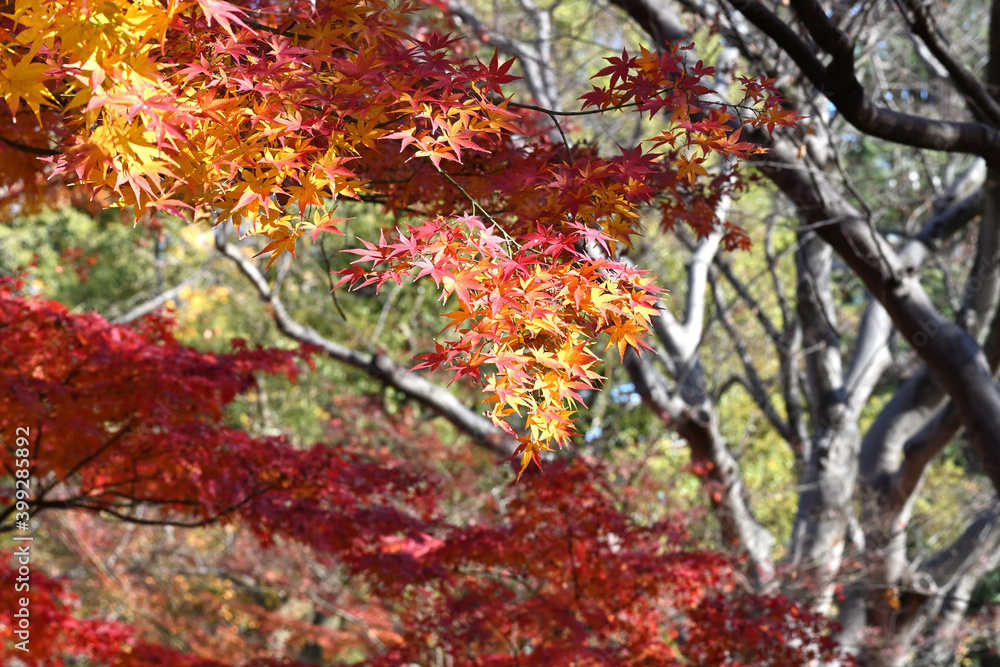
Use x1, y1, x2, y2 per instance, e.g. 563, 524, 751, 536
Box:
0, 283, 846, 664
0, 0, 824, 661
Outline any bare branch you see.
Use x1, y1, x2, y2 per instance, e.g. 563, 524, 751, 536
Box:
728, 0, 1000, 162
111, 258, 217, 324
895, 0, 1000, 127
757, 138, 1000, 500
709, 269, 791, 441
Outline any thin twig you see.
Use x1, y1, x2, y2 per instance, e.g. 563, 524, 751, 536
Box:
319, 237, 348, 321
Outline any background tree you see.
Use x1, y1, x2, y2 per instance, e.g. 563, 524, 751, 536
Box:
427, 0, 1000, 663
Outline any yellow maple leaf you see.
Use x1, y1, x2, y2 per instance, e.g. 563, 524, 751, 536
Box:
253, 230, 304, 269
673, 154, 709, 185
0, 55, 54, 122
605, 320, 647, 361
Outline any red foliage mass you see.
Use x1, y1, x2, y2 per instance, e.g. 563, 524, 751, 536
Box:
0, 282, 848, 665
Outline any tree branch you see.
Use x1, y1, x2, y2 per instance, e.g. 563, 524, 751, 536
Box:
709, 269, 791, 441
728, 0, 1000, 162
111, 258, 217, 324
895, 0, 1000, 127
621, 347, 776, 583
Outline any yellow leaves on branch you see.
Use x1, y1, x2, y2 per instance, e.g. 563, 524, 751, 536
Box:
481, 270, 659, 478
0, 0, 508, 263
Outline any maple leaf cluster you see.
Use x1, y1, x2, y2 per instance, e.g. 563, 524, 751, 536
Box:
1, 0, 517, 252
581, 44, 799, 134
581, 43, 799, 247
337, 213, 661, 477
333, 45, 795, 470
0, 0, 796, 473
